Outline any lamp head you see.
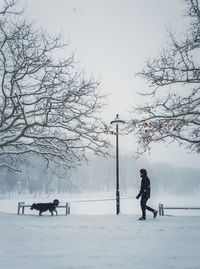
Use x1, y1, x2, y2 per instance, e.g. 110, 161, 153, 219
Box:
110, 114, 125, 125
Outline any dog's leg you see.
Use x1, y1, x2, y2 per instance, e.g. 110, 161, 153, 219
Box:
39, 212, 42, 216
55, 209, 58, 216
49, 210, 53, 216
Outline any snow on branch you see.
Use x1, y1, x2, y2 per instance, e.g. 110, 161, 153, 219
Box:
128, 0, 200, 155
0, 7, 110, 172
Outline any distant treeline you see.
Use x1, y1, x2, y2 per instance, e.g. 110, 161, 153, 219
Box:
72, 155, 200, 195
0, 154, 199, 196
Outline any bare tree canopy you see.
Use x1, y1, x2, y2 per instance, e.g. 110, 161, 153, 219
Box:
0, 3, 109, 172
128, 0, 200, 155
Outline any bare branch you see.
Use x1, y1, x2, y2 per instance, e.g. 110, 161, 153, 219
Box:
0, 7, 110, 172
128, 0, 200, 155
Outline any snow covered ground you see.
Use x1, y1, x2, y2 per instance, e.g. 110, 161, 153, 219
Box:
0, 193, 200, 269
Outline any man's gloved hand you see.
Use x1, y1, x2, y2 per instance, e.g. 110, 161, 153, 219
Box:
136, 194, 140, 199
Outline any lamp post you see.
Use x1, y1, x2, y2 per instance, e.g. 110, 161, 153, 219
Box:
110, 114, 125, 215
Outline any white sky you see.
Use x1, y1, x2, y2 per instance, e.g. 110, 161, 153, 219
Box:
24, 0, 199, 169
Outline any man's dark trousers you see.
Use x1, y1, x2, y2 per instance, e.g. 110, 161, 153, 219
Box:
140, 195, 154, 218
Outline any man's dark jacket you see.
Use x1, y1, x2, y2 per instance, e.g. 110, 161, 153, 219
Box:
138, 169, 151, 198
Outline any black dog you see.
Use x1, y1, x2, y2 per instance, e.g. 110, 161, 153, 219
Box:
30, 199, 59, 216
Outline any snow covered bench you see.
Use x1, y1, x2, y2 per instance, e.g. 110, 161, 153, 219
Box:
159, 203, 200, 216
17, 201, 70, 215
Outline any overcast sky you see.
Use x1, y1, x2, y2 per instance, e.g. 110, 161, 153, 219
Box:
24, 0, 199, 169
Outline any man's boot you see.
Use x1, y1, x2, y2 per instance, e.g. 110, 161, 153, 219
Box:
138, 216, 146, 220
153, 210, 158, 218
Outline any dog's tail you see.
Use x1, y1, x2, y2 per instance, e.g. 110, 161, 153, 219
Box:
53, 199, 59, 206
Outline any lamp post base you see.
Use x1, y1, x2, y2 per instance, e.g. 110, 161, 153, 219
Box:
116, 189, 120, 215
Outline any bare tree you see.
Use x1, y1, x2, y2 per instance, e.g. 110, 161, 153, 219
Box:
0, 0, 22, 15
0, 8, 109, 172
128, 0, 200, 155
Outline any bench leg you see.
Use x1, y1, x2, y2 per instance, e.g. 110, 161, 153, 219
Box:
17, 202, 21, 215
66, 202, 70, 215
159, 204, 164, 216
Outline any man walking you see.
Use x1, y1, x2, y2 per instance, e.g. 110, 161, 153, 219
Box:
136, 169, 158, 220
